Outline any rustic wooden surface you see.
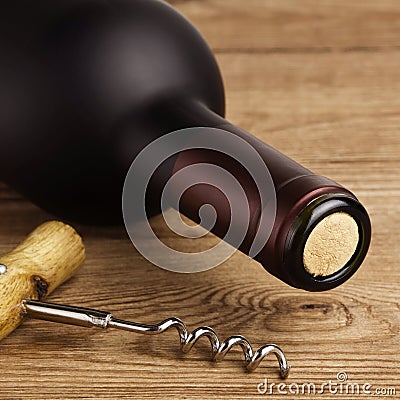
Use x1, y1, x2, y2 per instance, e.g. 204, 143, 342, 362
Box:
1, 1, 399, 398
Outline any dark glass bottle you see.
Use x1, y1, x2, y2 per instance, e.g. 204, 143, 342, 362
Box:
0, 0, 371, 291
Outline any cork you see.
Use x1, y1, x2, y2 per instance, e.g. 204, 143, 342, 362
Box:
303, 212, 359, 277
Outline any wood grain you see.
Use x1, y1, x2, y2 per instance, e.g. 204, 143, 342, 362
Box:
170, 0, 400, 50
0, 1, 399, 399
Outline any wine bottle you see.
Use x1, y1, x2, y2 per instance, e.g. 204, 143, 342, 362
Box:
0, 0, 371, 291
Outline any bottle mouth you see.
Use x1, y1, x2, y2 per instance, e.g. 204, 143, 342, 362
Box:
283, 194, 371, 291
303, 211, 360, 277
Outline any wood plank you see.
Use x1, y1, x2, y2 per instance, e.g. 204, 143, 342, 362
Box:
168, 0, 400, 51
217, 50, 400, 193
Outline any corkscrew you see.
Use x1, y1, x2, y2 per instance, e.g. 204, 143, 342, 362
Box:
0, 222, 289, 378
23, 300, 290, 377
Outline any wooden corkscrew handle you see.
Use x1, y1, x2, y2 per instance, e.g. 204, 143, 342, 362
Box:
0, 221, 85, 340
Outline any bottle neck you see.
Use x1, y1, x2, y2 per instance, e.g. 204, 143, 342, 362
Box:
119, 94, 345, 244
121, 96, 370, 291
166, 99, 366, 289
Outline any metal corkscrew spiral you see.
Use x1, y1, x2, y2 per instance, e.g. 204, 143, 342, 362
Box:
23, 300, 290, 378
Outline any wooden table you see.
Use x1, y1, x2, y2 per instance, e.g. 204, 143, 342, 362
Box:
1, 1, 399, 398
